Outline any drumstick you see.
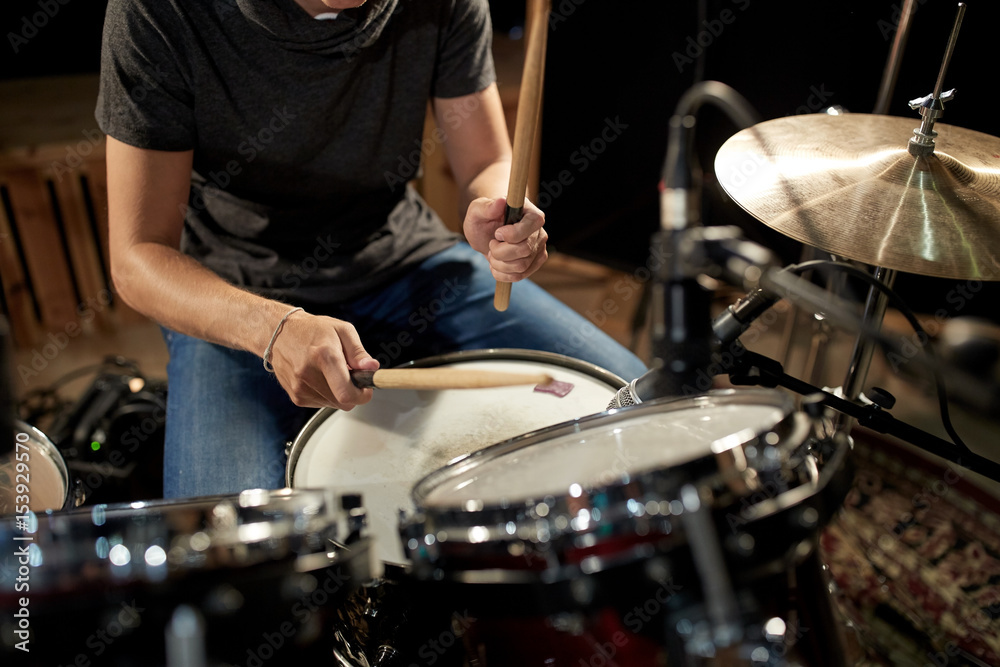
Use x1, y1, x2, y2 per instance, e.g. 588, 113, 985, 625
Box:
494, 0, 552, 312
350, 368, 554, 390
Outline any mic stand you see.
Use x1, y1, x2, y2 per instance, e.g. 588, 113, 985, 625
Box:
680, 226, 1000, 481
649, 81, 760, 401
649, 224, 778, 399
647, 229, 713, 398
727, 346, 1000, 483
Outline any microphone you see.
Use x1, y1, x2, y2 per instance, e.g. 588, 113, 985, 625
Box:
608, 285, 782, 409
608, 82, 759, 411
636, 87, 715, 406
712, 286, 782, 348
607, 368, 663, 408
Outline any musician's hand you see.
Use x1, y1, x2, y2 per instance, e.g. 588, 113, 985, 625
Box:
268, 311, 379, 410
464, 196, 548, 282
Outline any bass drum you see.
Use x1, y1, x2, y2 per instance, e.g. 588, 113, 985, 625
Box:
286, 349, 624, 566
0, 421, 81, 514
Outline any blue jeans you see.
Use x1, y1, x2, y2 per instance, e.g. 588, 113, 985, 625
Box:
162, 243, 647, 498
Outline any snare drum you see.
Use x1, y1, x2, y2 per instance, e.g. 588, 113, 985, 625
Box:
286, 349, 624, 566
0, 488, 370, 664
0, 421, 79, 514
395, 389, 852, 666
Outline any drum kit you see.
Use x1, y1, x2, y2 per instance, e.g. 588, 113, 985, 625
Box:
3, 2, 999, 665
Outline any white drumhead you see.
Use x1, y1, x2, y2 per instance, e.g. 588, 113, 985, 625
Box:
422, 402, 786, 507
290, 356, 619, 565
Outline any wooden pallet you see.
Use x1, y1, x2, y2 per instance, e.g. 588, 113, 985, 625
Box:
0, 75, 141, 348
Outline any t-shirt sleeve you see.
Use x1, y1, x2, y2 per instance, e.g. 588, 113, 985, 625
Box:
432, 0, 496, 99
95, 0, 196, 151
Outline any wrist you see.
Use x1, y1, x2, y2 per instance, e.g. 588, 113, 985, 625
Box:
261, 306, 306, 371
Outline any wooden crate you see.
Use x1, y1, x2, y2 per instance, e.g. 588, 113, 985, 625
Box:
0, 75, 139, 348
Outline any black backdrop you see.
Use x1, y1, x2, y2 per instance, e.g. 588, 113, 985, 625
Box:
536, 0, 1000, 320
2, 0, 998, 317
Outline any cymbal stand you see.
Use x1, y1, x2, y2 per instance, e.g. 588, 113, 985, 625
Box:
779, 246, 841, 387
838, 2, 965, 430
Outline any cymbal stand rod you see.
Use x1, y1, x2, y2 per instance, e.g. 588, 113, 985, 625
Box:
838, 0, 921, 429
838, 267, 897, 433
908, 2, 966, 156
932, 3, 966, 101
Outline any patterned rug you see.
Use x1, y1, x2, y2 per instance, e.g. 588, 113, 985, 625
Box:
821, 434, 1000, 666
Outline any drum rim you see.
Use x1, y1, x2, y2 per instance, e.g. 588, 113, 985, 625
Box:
7, 487, 369, 591
400, 389, 850, 581
31, 487, 341, 528
284, 348, 627, 487
410, 387, 797, 507
400, 389, 812, 572
14, 420, 71, 510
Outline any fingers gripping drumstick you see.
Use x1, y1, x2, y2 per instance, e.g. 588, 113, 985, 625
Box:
494, 0, 552, 312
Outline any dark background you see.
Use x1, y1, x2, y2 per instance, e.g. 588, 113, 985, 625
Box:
533, 0, 1000, 321
2, 0, 997, 318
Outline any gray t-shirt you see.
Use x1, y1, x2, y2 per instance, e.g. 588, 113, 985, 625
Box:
96, 0, 495, 305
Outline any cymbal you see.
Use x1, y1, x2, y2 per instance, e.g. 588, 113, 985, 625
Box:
714, 114, 1000, 281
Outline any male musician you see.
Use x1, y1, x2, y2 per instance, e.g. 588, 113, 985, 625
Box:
97, 0, 646, 498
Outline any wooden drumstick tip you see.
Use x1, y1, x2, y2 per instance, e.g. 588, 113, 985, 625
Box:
494, 282, 512, 311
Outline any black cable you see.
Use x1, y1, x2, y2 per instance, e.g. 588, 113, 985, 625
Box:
16, 356, 144, 422
788, 259, 968, 452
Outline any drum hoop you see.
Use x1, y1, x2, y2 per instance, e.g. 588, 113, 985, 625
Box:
404, 431, 853, 584
410, 387, 796, 507
402, 391, 855, 582
9, 488, 368, 592
400, 389, 809, 573
15, 420, 71, 509
284, 348, 627, 487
